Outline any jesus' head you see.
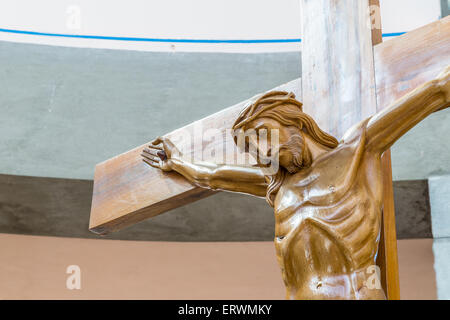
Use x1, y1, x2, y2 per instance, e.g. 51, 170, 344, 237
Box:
232, 91, 339, 206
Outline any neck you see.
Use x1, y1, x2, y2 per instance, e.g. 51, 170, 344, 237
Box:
303, 133, 332, 161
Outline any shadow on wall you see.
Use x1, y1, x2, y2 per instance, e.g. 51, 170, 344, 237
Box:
0, 173, 432, 241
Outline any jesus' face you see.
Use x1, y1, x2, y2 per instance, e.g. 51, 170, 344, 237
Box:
239, 117, 307, 174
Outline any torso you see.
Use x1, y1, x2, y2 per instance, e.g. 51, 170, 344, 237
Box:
273, 121, 386, 299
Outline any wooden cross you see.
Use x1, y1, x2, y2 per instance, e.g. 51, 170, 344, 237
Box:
89, 1, 450, 299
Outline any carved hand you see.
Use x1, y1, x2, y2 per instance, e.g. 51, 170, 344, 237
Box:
141, 136, 181, 172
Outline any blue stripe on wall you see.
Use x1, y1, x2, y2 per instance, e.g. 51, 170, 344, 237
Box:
382, 32, 407, 37
0, 28, 406, 43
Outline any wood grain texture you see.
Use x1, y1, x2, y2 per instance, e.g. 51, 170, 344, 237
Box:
90, 15, 450, 235
89, 79, 301, 234
377, 150, 400, 300
373, 7, 450, 302
374, 15, 450, 111
298, 0, 386, 299
370, 0, 400, 300
301, 0, 378, 139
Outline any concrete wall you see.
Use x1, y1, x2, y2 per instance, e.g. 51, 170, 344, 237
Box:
1, 40, 449, 181
0, 41, 301, 180
429, 176, 450, 299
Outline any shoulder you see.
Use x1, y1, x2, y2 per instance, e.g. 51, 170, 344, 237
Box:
340, 118, 370, 145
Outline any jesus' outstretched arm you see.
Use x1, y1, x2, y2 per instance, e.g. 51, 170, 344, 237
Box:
141, 136, 267, 197
365, 65, 450, 154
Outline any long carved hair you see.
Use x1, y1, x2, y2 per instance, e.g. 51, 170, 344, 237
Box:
232, 91, 339, 207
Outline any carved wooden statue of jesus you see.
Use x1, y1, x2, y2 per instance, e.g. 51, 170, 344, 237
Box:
142, 66, 450, 300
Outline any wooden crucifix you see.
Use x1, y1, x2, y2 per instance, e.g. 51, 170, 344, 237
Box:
89, 1, 450, 299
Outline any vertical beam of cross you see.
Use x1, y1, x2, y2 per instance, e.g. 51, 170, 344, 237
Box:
300, 0, 399, 299
370, 0, 400, 300
301, 0, 378, 139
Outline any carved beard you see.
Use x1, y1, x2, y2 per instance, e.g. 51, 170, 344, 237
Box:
278, 134, 311, 173
265, 134, 311, 207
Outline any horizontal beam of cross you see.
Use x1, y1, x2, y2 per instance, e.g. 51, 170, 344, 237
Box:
90, 16, 450, 235
89, 79, 301, 234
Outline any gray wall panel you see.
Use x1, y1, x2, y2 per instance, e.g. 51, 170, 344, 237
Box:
433, 238, 450, 300
0, 41, 301, 180
429, 174, 450, 299
429, 175, 450, 238
0, 174, 431, 240
1, 40, 449, 182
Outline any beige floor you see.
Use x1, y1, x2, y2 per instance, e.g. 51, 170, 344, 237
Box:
0, 234, 436, 299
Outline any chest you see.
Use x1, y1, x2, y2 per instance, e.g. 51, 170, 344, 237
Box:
273, 147, 382, 216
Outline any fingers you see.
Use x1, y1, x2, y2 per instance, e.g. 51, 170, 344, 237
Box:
142, 136, 175, 170
142, 158, 160, 169
150, 136, 178, 161
150, 137, 169, 154
143, 146, 169, 161
151, 136, 175, 150
143, 147, 160, 157
147, 144, 163, 150
141, 149, 162, 169
141, 150, 160, 162
151, 136, 165, 146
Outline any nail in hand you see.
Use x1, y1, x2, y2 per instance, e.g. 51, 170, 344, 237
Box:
157, 150, 167, 161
